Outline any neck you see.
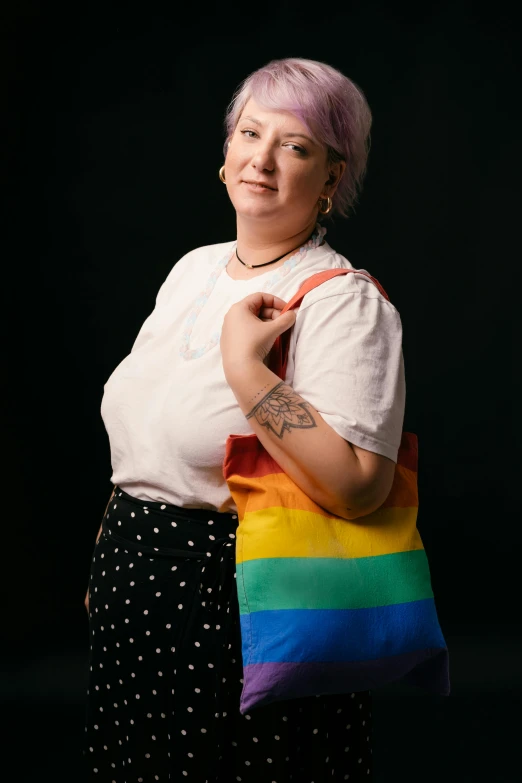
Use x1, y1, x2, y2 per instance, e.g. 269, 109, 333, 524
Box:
233, 218, 318, 272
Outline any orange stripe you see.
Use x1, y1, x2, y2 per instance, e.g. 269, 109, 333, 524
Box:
226, 463, 417, 523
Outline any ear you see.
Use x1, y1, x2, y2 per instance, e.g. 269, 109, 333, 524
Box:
324, 160, 346, 195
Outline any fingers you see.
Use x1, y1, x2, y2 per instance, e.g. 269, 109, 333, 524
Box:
246, 292, 289, 311
260, 307, 284, 320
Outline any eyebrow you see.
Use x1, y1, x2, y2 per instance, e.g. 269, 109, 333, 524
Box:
240, 115, 316, 145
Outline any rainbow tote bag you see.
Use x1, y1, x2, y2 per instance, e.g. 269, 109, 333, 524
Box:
223, 268, 450, 714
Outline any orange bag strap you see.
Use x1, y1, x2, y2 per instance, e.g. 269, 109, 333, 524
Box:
269, 268, 390, 380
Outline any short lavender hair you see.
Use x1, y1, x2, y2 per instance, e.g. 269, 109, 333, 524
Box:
223, 58, 372, 218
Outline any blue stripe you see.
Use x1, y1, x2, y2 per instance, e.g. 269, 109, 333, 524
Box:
240, 599, 446, 664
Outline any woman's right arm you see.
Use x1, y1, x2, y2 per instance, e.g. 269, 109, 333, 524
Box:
84, 487, 115, 613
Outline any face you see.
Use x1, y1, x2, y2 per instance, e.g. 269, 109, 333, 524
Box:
223, 98, 344, 228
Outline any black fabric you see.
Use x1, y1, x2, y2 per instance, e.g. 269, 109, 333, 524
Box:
84, 487, 373, 782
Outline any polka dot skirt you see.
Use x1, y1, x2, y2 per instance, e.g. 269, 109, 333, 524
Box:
84, 487, 373, 781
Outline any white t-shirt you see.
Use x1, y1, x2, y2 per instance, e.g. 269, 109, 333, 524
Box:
101, 231, 406, 513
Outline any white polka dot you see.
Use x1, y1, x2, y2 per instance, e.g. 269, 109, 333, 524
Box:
201, 728, 207, 733
178, 604, 183, 610
149, 575, 155, 580
137, 535, 141, 540
188, 541, 194, 546
155, 592, 161, 597
160, 504, 166, 509
171, 522, 177, 528
154, 527, 159, 533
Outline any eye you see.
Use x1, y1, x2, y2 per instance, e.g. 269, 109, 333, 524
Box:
240, 129, 258, 139
285, 143, 307, 155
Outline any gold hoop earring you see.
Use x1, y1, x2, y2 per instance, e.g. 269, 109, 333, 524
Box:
318, 195, 333, 215
219, 165, 226, 184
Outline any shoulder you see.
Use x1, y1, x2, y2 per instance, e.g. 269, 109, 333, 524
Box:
298, 249, 401, 321
156, 239, 234, 297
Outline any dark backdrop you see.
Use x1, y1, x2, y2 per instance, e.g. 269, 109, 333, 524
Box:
3, 1, 520, 781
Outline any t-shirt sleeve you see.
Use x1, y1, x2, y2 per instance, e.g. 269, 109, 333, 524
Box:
289, 275, 406, 463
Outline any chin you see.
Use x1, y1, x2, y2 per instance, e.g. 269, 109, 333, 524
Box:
233, 200, 278, 220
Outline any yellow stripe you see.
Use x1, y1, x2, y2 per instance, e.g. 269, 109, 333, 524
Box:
236, 505, 423, 564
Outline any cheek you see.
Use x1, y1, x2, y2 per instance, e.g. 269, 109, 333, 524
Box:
226, 139, 248, 166
285, 168, 323, 199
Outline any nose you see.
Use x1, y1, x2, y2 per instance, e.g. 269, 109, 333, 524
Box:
250, 141, 275, 173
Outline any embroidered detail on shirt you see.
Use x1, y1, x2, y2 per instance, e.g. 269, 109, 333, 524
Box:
178, 225, 327, 361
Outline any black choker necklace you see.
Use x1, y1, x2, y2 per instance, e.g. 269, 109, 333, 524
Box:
235, 230, 316, 269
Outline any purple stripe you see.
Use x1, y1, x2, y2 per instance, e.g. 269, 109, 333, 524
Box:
240, 647, 449, 714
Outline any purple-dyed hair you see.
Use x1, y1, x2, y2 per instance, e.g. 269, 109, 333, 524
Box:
223, 58, 372, 218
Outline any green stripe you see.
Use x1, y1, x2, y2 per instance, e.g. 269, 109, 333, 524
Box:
237, 550, 434, 615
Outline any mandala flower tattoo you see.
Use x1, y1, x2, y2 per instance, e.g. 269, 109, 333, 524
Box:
246, 381, 317, 440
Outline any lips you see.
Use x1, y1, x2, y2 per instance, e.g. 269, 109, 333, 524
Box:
242, 180, 277, 191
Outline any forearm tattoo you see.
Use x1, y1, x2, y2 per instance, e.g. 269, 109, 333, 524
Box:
245, 381, 318, 440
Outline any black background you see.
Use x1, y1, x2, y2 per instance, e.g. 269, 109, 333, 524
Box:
3, 1, 520, 780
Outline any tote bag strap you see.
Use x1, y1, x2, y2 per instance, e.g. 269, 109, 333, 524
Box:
269, 268, 390, 380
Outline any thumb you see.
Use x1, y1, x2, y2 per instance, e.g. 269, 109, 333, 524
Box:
274, 309, 296, 334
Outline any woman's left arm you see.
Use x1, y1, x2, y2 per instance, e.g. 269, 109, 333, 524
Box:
224, 359, 395, 521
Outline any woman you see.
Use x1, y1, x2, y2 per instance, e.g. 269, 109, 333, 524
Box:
84, 57, 405, 782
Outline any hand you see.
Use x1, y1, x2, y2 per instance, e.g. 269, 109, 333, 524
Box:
220, 292, 296, 377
